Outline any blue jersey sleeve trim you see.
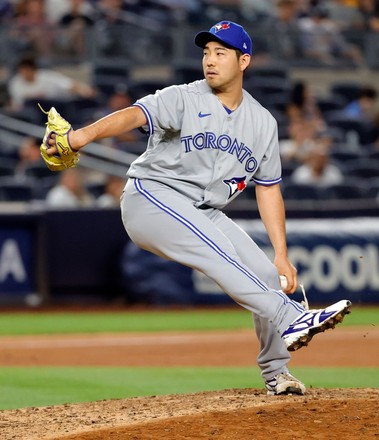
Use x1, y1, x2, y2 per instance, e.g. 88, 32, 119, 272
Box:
252, 177, 282, 186
133, 103, 154, 135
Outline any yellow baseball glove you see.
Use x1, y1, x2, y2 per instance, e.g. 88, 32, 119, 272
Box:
39, 105, 80, 171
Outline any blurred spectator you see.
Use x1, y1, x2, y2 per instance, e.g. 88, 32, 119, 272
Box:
0, 0, 14, 22
261, 0, 302, 60
57, 0, 95, 57
45, 0, 73, 23
93, 88, 144, 146
297, 5, 364, 66
45, 168, 95, 207
291, 145, 344, 186
0, 81, 10, 108
15, 136, 44, 176
92, 0, 128, 56
94, 87, 133, 117
343, 86, 378, 122
11, 0, 54, 60
60, 0, 94, 26
94, 0, 126, 22
241, 0, 276, 19
280, 119, 330, 163
323, 0, 363, 30
372, 109, 379, 148
136, 0, 182, 26
14, 0, 48, 29
286, 81, 326, 131
357, 0, 379, 68
357, 0, 379, 32
97, 175, 126, 207
7, 56, 96, 111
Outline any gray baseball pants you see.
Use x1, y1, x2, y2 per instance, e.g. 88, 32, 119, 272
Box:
121, 178, 304, 379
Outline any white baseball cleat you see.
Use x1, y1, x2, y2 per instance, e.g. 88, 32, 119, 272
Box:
282, 300, 352, 352
265, 372, 306, 396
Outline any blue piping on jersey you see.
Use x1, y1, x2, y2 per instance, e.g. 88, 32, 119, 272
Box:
134, 178, 303, 313
253, 177, 282, 186
133, 103, 154, 135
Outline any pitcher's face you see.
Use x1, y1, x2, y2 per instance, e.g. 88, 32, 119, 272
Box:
202, 41, 249, 91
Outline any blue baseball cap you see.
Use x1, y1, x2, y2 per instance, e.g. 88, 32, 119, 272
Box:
194, 21, 253, 56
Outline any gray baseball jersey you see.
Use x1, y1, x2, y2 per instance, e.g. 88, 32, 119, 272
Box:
127, 79, 282, 207
122, 79, 304, 380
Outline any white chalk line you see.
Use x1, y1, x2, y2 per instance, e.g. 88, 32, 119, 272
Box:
0, 331, 253, 350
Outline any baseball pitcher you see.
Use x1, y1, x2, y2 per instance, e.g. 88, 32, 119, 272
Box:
40, 21, 351, 395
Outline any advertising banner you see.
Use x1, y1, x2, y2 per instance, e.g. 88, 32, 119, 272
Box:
228, 218, 379, 304
0, 228, 35, 300
127, 218, 379, 305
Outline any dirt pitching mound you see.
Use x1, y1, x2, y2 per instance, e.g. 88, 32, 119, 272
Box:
2, 388, 378, 440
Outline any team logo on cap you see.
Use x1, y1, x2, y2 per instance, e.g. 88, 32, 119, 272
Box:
214, 22, 230, 33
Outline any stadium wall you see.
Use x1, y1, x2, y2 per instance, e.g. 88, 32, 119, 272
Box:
0, 209, 378, 306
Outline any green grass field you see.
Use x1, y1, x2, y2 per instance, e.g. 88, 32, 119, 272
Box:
0, 307, 378, 410
0, 306, 377, 336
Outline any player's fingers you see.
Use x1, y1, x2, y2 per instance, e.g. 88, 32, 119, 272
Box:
45, 133, 58, 155
281, 272, 298, 294
46, 148, 58, 156
275, 259, 298, 293
46, 145, 58, 155
286, 273, 298, 294
48, 133, 56, 146
283, 283, 294, 294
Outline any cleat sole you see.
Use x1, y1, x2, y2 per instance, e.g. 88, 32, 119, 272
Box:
287, 302, 351, 352
281, 386, 305, 395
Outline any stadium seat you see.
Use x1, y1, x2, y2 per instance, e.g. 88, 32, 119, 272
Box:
366, 148, 379, 161
32, 175, 59, 200
330, 82, 362, 104
24, 98, 74, 125
0, 149, 18, 163
330, 145, 365, 163
85, 182, 105, 198
92, 76, 129, 99
0, 158, 16, 177
316, 96, 346, 115
324, 126, 346, 143
281, 161, 298, 178
128, 79, 171, 101
282, 183, 322, 200
172, 59, 204, 84
24, 163, 57, 179
68, 97, 102, 112
0, 176, 36, 202
247, 65, 289, 81
368, 177, 379, 198
324, 111, 376, 145
91, 58, 130, 81
244, 77, 291, 98
321, 180, 370, 200
269, 109, 288, 128
265, 93, 289, 113
91, 58, 131, 98
65, 97, 103, 125
343, 158, 379, 179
